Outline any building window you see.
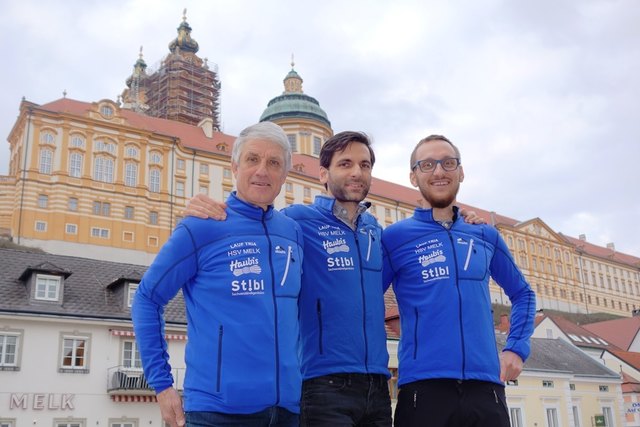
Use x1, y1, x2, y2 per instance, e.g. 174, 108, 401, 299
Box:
176, 159, 185, 170
223, 168, 231, 179
602, 407, 614, 427
148, 236, 158, 247
123, 231, 134, 242
304, 187, 311, 198
200, 163, 209, 175
34, 221, 47, 232
127, 283, 138, 308
40, 131, 55, 145
70, 136, 85, 148
223, 190, 231, 200
68, 197, 78, 211
69, 152, 83, 178
599, 385, 609, 392
0, 419, 16, 427
65, 224, 77, 234
124, 206, 134, 219
123, 340, 142, 369
94, 139, 116, 154
542, 380, 554, 388
149, 152, 162, 164
287, 134, 297, 152
149, 169, 161, 193
509, 408, 523, 427
313, 136, 321, 155
149, 211, 158, 225
94, 156, 114, 183
38, 194, 48, 208
101, 105, 114, 117
61, 335, 89, 370
110, 420, 137, 427
93, 201, 111, 216
569, 383, 576, 390
571, 406, 581, 427
0, 333, 19, 368
125, 146, 138, 158
90, 227, 110, 239
35, 274, 61, 301
285, 182, 293, 192
546, 408, 559, 427
55, 420, 85, 427
125, 163, 138, 187
175, 181, 185, 197
39, 149, 53, 174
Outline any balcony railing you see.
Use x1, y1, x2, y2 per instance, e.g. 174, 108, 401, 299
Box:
106, 365, 185, 395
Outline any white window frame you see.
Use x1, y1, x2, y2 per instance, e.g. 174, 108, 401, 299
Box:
122, 339, 142, 369
39, 149, 53, 174
60, 334, 89, 371
313, 136, 321, 155
70, 136, 85, 148
68, 197, 78, 211
40, 132, 55, 145
0, 419, 17, 427
69, 152, 83, 178
545, 407, 559, 427
38, 194, 48, 208
90, 227, 110, 239
509, 407, 524, 427
199, 163, 209, 175
127, 283, 138, 308
125, 163, 138, 187
602, 405, 615, 427
572, 404, 582, 427
176, 159, 185, 170
54, 419, 85, 427
175, 180, 185, 197
65, 223, 78, 235
35, 274, 61, 301
149, 211, 158, 225
0, 333, 20, 368
287, 134, 297, 152
149, 169, 161, 193
149, 152, 162, 164
109, 420, 137, 427
124, 206, 135, 220
125, 146, 139, 158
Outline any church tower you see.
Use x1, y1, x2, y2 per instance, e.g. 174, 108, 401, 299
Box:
260, 59, 332, 157
121, 10, 221, 128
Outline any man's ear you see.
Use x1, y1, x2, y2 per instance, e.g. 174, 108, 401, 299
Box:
410, 170, 418, 187
319, 166, 329, 186
459, 165, 464, 183
231, 161, 238, 178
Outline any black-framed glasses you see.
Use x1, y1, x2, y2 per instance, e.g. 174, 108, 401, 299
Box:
412, 157, 460, 173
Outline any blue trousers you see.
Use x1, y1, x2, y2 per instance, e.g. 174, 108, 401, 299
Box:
301, 373, 392, 426
186, 406, 299, 427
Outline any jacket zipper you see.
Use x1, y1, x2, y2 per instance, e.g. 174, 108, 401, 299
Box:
413, 307, 419, 359
366, 229, 373, 262
446, 227, 466, 378
280, 245, 292, 286
354, 225, 369, 370
216, 325, 223, 392
463, 238, 474, 271
317, 299, 324, 354
261, 211, 280, 405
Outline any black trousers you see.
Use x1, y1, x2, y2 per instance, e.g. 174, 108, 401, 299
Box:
394, 379, 510, 427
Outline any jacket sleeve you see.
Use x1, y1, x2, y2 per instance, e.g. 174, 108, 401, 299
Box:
131, 222, 200, 393
489, 230, 536, 361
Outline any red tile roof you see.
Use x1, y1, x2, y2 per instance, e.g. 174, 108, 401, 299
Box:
583, 316, 640, 351
540, 313, 621, 350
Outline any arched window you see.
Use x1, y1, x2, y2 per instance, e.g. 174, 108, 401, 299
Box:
69, 153, 83, 178
125, 163, 138, 187
149, 168, 160, 193
40, 131, 55, 145
39, 149, 53, 174
94, 156, 114, 183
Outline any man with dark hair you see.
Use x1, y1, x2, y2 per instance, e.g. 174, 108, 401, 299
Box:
382, 135, 536, 427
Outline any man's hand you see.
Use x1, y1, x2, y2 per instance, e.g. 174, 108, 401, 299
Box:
499, 350, 524, 382
157, 387, 185, 427
184, 193, 227, 220
459, 208, 486, 224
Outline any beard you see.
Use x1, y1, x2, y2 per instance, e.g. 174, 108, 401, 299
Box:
419, 182, 459, 209
327, 179, 370, 204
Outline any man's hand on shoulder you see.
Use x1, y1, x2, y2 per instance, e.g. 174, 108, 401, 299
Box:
184, 193, 227, 220
459, 207, 486, 225
157, 387, 185, 427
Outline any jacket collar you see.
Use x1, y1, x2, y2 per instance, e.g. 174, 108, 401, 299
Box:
414, 205, 460, 224
226, 191, 274, 221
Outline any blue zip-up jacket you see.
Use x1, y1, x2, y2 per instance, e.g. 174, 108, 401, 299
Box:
283, 195, 389, 380
382, 206, 535, 387
132, 193, 304, 414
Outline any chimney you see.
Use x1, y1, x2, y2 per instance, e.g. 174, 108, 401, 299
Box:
578, 234, 586, 241
198, 117, 214, 138
606, 242, 615, 252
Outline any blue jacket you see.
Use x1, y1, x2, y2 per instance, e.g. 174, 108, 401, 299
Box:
284, 195, 389, 380
132, 193, 304, 414
382, 206, 535, 386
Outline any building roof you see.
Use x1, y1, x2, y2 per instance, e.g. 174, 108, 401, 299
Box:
538, 313, 620, 350
583, 316, 640, 351
561, 233, 640, 267
0, 247, 185, 323
497, 335, 620, 379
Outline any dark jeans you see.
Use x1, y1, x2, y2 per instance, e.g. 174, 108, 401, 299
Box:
186, 407, 299, 427
301, 373, 392, 427
394, 379, 510, 427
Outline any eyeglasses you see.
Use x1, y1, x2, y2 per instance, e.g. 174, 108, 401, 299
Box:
412, 157, 461, 173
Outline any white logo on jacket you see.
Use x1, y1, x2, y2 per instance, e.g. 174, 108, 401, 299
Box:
322, 238, 350, 254
419, 249, 446, 267
229, 257, 262, 276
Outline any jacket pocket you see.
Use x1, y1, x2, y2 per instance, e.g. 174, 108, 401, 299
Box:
454, 236, 490, 281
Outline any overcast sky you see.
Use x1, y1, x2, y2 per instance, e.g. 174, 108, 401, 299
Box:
1, 0, 639, 256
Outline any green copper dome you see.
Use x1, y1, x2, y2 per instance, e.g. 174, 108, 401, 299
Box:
260, 65, 331, 127
260, 93, 331, 126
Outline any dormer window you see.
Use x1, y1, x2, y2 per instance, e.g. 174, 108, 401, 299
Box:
127, 283, 138, 308
101, 105, 114, 118
35, 274, 61, 301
